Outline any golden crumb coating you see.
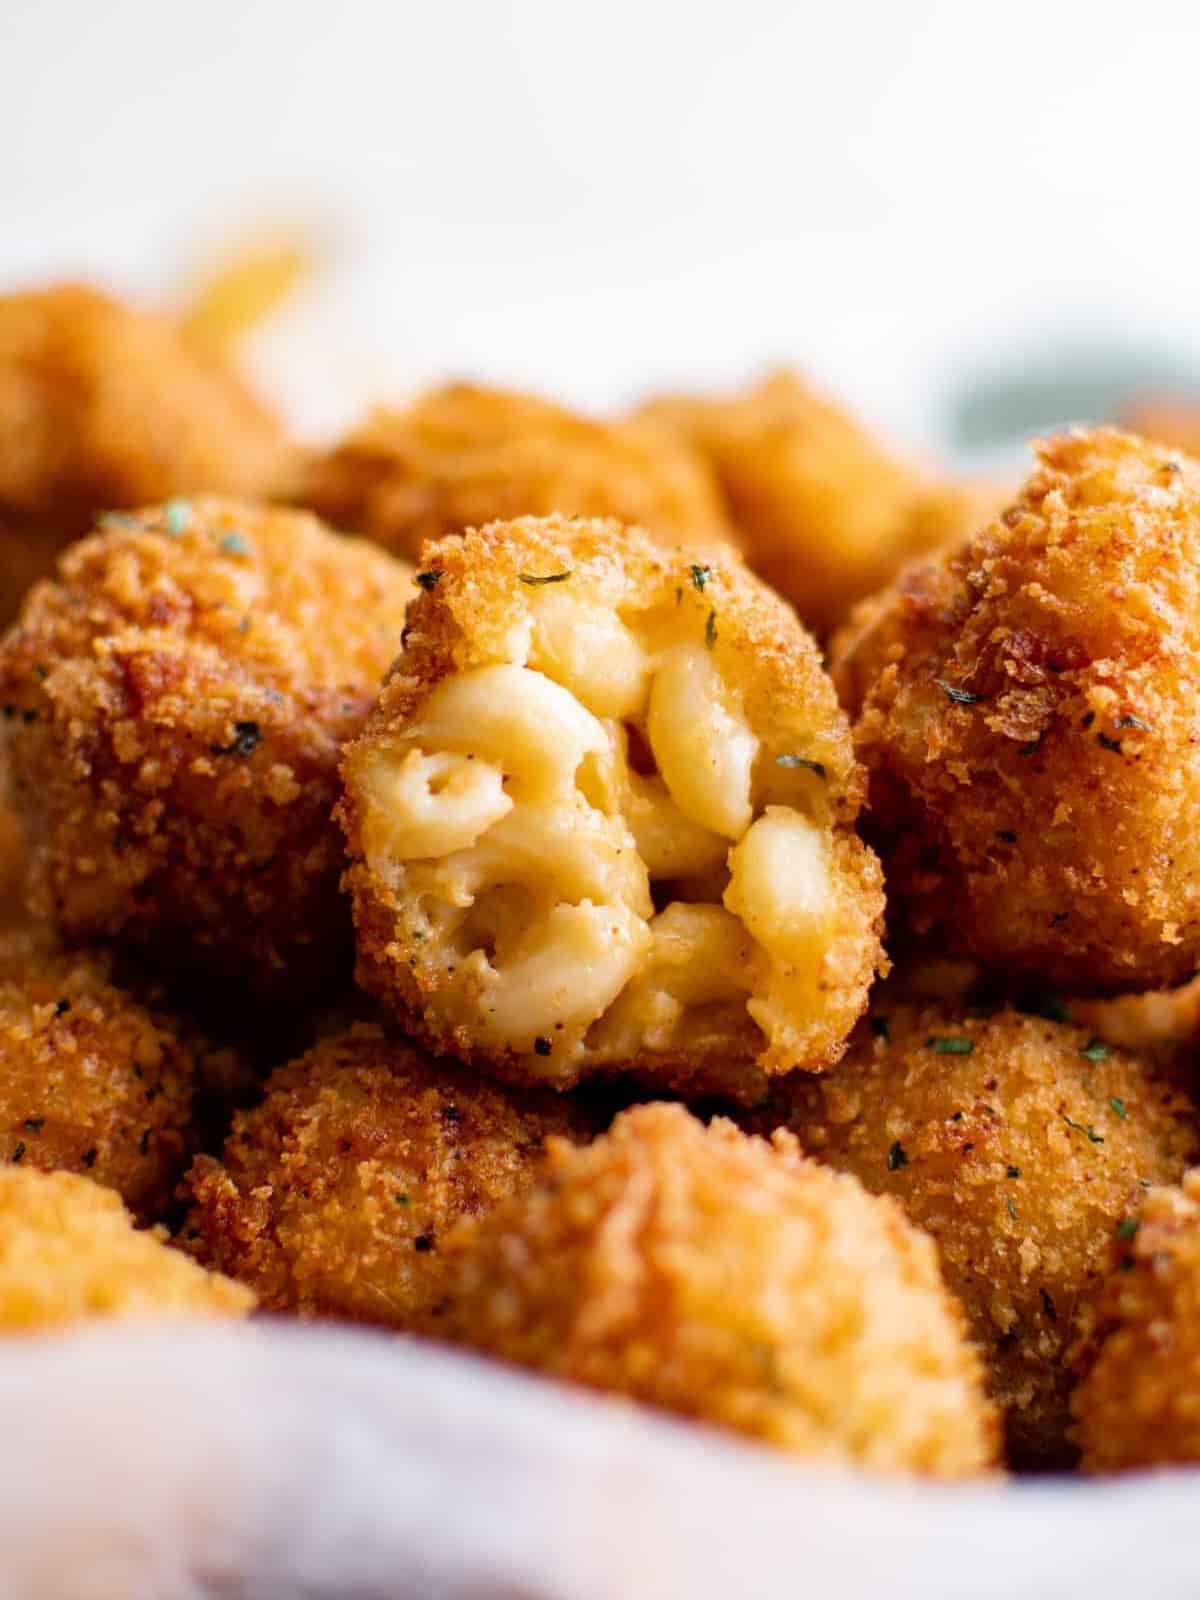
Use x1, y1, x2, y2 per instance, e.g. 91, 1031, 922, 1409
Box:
830, 428, 1200, 993
0, 282, 292, 619
0, 498, 413, 994
183, 1022, 588, 1327
746, 1005, 1198, 1467
0, 1167, 252, 1332
0, 946, 196, 1221
338, 514, 885, 1099
1071, 1170, 1200, 1471
297, 382, 732, 559
640, 371, 999, 638
439, 1103, 999, 1476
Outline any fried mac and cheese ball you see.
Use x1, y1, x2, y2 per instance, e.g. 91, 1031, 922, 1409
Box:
339, 515, 886, 1098
1120, 393, 1200, 457
0, 282, 292, 619
0, 498, 413, 994
0, 1167, 252, 1332
439, 1103, 999, 1476
831, 429, 1200, 993
183, 1023, 589, 1328
748, 1005, 1198, 1466
0, 946, 197, 1222
298, 382, 732, 559
640, 370, 997, 638
1071, 1171, 1200, 1472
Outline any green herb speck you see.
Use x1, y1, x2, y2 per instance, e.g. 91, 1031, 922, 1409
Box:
690, 563, 711, 591
775, 753, 826, 778
220, 532, 250, 557
1116, 1218, 1140, 1241
164, 499, 191, 536
1080, 1039, 1111, 1062
935, 678, 983, 705
519, 570, 571, 586
415, 569, 442, 591
926, 1036, 974, 1056
1062, 1113, 1104, 1144
1109, 1096, 1128, 1120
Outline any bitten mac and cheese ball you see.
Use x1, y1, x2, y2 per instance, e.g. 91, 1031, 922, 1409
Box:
832, 428, 1200, 994
747, 1005, 1198, 1467
0, 1167, 252, 1333
0, 499, 413, 995
339, 515, 886, 1098
640, 369, 997, 638
439, 1103, 999, 1477
1071, 1171, 1200, 1472
183, 1023, 589, 1328
0, 946, 197, 1223
0, 282, 292, 620
298, 382, 733, 559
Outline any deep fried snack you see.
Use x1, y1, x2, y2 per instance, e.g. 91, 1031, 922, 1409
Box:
640, 370, 997, 637
1120, 393, 1200, 456
747, 1004, 1198, 1467
830, 428, 1200, 993
296, 382, 733, 558
0, 946, 197, 1221
338, 515, 886, 1098
0, 282, 292, 619
183, 1022, 588, 1327
0, 498, 413, 994
0, 1166, 252, 1332
1071, 1171, 1200, 1471
439, 1102, 999, 1476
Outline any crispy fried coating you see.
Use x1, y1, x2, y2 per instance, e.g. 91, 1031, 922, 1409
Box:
0, 498, 413, 994
0, 945, 197, 1221
640, 370, 998, 637
830, 428, 1200, 993
439, 1103, 999, 1476
0, 1166, 252, 1332
1071, 1170, 1200, 1471
746, 1005, 1198, 1467
183, 1022, 588, 1328
0, 282, 292, 620
338, 514, 886, 1098
297, 382, 732, 559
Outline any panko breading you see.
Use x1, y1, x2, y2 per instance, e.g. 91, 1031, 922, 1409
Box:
338, 515, 886, 1099
0, 498, 413, 995
0, 946, 196, 1222
0, 282, 292, 620
183, 1022, 589, 1327
0, 1166, 252, 1332
640, 370, 998, 638
1071, 1170, 1200, 1471
297, 382, 733, 559
438, 1103, 999, 1477
831, 428, 1200, 993
746, 1005, 1198, 1467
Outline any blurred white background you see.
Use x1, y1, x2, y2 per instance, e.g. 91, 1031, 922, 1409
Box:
3, 0, 1199, 451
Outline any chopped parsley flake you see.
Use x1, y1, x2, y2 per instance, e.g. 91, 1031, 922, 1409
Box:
211, 720, 261, 758
1109, 1096, 1128, 1120
935, 678, 983, 705
887, 1140, 908, 1172
415, 569, 443, 591
395, 1193, 410, 1205
1114, 715, 1152, 732
704, 609, 718, 649
926, 1036, 974, 1055
690, 563, 711, 591
1115, 1218, 1140, 1241
1080, 1038, 1111, 1062
11, 1140, 24, 1163
1062, 1113, 1104, 1143
775, 753, 826, 778
219, 532, 250, 556
22, 1118, 43, 1133
519, 571, 572, 586
163, 499, 191, 537
1096, 732, 1123, 753
1006, 1197, 1018, 1222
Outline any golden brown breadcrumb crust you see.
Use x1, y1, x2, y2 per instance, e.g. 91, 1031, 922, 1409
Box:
0, 282, 292, 619
0, 946, 197, 1221
183, 1022, 590, 1327
745, 1004, 1198, 1467
1071, 1170, 1200, 1471
0, 498, 413, 994
338, 514, 885, 1095
296, 382, 733, 558
640, 370, 998, 638
0, 1166, 252, 1331
438, 1103, 1000, 1477
831, 428, 1200, 992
